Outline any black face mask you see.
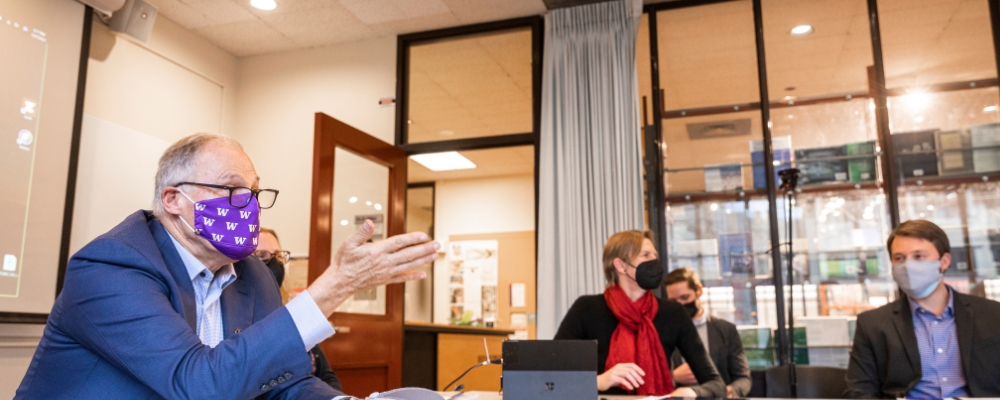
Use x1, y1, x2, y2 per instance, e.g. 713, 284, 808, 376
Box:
266, 257, 285, 288
682, 300, 700, 318
624, 259, 664, 290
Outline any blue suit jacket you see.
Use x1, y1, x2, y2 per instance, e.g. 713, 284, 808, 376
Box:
16, 211, 344, 400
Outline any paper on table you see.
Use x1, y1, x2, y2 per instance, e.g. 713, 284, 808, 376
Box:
636, 395, 672, 400
510, 282, 526, 307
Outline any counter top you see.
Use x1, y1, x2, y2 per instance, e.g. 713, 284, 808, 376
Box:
404, 321, 515, 336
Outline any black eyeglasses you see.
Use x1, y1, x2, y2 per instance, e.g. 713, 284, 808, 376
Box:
175, 182, 279, 209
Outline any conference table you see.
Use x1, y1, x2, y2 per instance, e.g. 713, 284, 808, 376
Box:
439, 392, 669, 400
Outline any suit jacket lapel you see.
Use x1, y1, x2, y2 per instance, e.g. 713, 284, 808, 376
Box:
953, 292, 975, 386
891, 299, 921, 386
706, 316, 723, 360
222, 260, 254, 338
148, 217, 198, 332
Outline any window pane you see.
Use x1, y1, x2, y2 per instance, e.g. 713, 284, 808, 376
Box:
407, 27, 533, 143
657, 1, 776, 369
878, 0, 998, 88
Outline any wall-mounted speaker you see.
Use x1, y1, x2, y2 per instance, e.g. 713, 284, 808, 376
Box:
108, 0, 157, 44
77, 0, 127, 16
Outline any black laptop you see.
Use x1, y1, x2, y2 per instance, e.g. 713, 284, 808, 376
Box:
501, 340, 598, 400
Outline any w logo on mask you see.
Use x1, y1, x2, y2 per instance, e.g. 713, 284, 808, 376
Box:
240, 211, 252, 219
202, 217, 215, 226
249, 224, 258, 232
234, 237, 247, 245
211, 233, 225, 241
226, 222, 239, 231
253, 237, 258, 245
217, 208, 229, 217
194, 204, 207, 211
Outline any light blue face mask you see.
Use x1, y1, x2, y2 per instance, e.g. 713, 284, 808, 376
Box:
891, 259, 943, 299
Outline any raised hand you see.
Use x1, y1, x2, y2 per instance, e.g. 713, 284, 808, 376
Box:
308, 220, 439, 315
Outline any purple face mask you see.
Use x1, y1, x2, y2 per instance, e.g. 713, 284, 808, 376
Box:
178, 191, 260, 260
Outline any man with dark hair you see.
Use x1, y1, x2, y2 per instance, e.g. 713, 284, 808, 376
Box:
664, 268, 751, 398
845, 219, 1000, 398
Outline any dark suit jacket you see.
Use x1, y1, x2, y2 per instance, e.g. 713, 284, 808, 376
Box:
670, 316, 752, 397
16, 211, 344, 400
845, 290, 1000, 398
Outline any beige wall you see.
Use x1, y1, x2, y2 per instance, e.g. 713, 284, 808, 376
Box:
232, 37, 398, 256
432, 174, 536, 324
71, 15, 238, 254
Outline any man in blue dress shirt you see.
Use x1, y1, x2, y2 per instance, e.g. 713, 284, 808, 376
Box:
15, 133, 439, 399
846, 220, 1000, 398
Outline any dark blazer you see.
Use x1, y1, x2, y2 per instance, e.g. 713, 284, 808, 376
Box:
554, 294, 726, 397
845, 290, 1000, 398
16, 211, 344, 400
670, 316, 752, 397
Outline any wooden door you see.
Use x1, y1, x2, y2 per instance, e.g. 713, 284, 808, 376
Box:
308, 112, 407, 397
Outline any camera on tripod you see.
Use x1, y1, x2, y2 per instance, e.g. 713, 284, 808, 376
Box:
777, 168, 801, 191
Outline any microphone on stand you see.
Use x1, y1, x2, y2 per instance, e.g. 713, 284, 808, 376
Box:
442, 338, 503, 392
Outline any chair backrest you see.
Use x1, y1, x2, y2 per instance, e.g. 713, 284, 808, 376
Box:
765, 365, 847, 398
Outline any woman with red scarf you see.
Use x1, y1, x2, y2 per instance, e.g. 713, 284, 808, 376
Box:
555, 230, 725, 397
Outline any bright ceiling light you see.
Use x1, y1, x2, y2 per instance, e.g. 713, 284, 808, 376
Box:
349, 196, 357, 203
411, 151, 476, 172
901, 91, 932, 110
790, 25, 813, 36
374, 203, 383, 211
340, 220, 348, 226
250, 0, 276, 10
985, 105, 999, 112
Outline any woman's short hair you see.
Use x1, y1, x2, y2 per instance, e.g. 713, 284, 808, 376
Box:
603, 230, 655, 286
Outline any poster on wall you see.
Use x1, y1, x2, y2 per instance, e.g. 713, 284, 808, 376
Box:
447, 240, 499, 325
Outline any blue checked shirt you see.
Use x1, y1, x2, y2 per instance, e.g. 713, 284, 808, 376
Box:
907, 288, 969, 399
168, 234, 335, 350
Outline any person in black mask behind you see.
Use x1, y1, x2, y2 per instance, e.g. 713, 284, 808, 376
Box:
256, 228, 342, 392
554, 230, 724, 397
664, 268, 751, 398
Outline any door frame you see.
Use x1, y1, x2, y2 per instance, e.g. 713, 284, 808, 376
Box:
308, 112, 408, 393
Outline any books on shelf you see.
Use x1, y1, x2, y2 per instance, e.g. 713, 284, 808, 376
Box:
893, 129, 939, 178
674, 239, 721, 280
718, 233, 753, 276
704, 163, 743, 192
751, 136, 791, 189
737, 325, 775, 370
972, 123, 1000, 173
795, 145, 849, 185
845, 140, 877, 182
795, 316, 855, 368
936, 130, 974, 175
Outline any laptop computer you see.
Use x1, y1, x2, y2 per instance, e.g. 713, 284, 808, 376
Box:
501, 340, 598, 400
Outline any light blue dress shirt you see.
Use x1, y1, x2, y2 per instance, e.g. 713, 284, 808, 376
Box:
907, 287, 969, 399
168, 233, 335, 350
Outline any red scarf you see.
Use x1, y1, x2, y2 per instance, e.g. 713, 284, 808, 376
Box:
604, 285, 674, 396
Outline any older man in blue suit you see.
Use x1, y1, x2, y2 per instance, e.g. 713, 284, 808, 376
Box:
15, 134, 439, 399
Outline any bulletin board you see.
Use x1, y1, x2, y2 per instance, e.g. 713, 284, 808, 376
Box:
449, 231, 536, 340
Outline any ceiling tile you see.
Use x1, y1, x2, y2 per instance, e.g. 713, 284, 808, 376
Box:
194, 19, 297, 56
263, 4, 376, 48
184, 0, 258, 28
442, 0, 547, 25
367, 12, 462, 36
152, 0, 213, 30
339, 0, 450, 25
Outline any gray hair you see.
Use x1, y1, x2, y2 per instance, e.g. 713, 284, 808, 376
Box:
152, 133, 243, 215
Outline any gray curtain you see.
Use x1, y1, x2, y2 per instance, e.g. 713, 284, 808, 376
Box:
537, 0, 646, 339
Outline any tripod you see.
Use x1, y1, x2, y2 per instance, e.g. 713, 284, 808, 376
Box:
777, 168, 801, 398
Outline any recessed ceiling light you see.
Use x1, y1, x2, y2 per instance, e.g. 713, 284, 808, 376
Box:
349, 197, 357, 203
340, 220, 348, 226
374, 203, 383, 211
411, 151, 476, 172
985, 105, 999, 112
790, 25, 813, 36
250, 0, 276, 11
